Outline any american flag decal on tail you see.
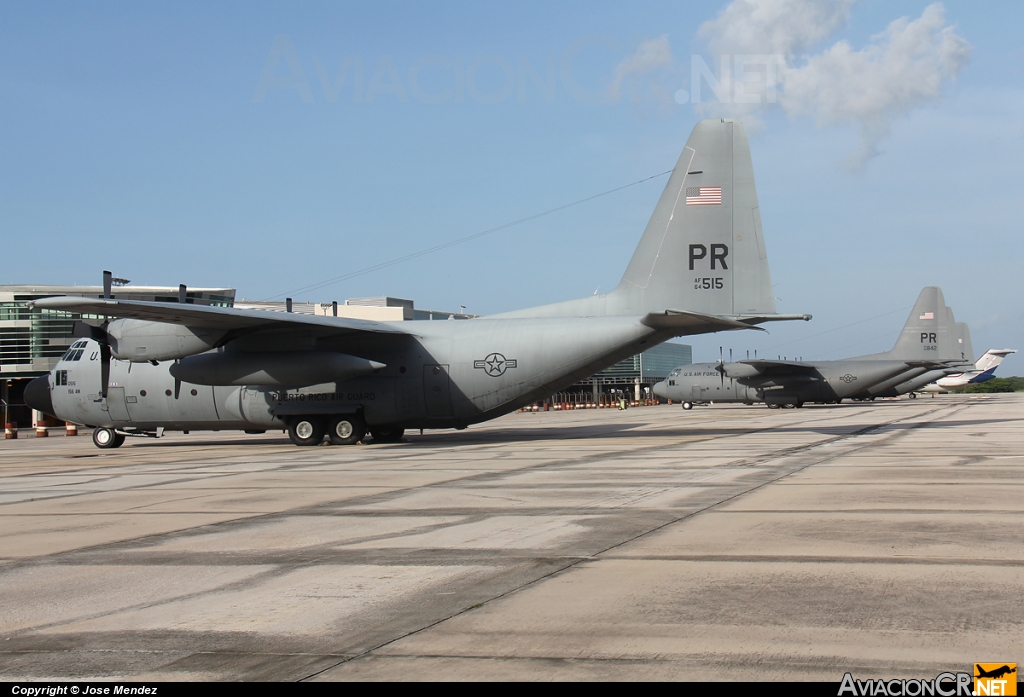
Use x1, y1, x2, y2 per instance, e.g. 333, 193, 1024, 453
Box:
685, 186, 722, 205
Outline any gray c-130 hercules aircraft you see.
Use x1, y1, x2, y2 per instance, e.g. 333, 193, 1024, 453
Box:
25, 118, 809, 448
653, 286, 971, 409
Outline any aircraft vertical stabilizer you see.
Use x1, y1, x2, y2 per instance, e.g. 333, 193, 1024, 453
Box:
956, 322, 973, 365
616, 118, 775, 317
883, 287, 956, 362
494, 118, 796, 324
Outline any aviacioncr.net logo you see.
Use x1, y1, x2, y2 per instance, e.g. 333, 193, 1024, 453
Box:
839, 672, 973, 697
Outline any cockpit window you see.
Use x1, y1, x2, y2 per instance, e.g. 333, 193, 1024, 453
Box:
60, 341, 89, 361
62, 348, 84, 361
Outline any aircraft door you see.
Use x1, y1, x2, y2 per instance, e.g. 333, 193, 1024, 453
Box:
691, 385, 704, 400
105, 386, 132, 422
423, 364, 452, 418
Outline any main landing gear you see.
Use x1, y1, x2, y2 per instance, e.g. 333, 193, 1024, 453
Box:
370, 426, 405, 443
681, 402, 694, 410
328, 414, 366, 445
286, 415, 404, 446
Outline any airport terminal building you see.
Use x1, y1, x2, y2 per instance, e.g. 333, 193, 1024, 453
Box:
1, 284, 692, 428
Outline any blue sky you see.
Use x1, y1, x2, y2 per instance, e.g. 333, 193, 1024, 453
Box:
2, 1, 1022, 373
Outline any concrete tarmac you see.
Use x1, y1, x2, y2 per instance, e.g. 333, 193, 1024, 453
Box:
0, 395, 1021, 681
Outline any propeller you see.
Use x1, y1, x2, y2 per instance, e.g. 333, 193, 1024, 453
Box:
72, 270, 115, 397
715, 346, 726, 386
73, 318, 112, 397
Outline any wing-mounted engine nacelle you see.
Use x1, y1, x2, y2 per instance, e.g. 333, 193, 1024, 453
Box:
107, 319, 225, 361
722, 363, 762, 379
168, 351, 386, 387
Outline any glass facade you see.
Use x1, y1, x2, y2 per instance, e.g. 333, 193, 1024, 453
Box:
594, 342, 692, 381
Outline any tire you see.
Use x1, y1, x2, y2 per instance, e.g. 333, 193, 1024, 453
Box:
681, 402, 693, 410
908, 393, 917, 400
93, 427, 124, 449
328, 414, 366, 446
767, 403, 780, 409
288, 417, 324, 446
370, 426, 405, 443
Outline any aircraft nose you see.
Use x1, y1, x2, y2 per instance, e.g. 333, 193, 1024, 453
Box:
652, 381, 667, 398
24, 374, 55, 417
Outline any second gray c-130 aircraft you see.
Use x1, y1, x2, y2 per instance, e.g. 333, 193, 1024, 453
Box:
653, 286, 969, 409
25, 118, 809, 448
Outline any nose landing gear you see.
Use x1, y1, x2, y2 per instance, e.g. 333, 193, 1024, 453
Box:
92, 427, 125, 449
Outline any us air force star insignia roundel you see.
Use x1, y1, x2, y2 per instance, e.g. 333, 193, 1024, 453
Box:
840, 374, 858, 383
474, 353, 518, 377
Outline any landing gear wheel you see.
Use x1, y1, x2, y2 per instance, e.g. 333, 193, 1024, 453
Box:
288, 417, 324, 446
908, 393, 917, 400
93, 427, 125, 449
767, 403, 780, 409
681, 402, 693, 410
782, 402, 797, 409
370, 427, 405, 443
328, 414, 365, 445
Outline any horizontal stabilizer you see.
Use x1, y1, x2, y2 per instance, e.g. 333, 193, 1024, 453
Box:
733, 314, 812, 325
641, 309, 765, 335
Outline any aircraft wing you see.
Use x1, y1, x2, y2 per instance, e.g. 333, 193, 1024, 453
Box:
27, 296, 414, 336
736, 359, 818, 373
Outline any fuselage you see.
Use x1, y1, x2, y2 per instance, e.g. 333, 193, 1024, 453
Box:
42, 315, 670, 432
653, 359, 917, 406
917, 367, 996, 393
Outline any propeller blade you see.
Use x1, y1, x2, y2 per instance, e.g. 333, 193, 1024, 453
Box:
99, 342, 111, 398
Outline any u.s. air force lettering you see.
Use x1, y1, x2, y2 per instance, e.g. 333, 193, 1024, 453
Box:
474, 353, 517, 377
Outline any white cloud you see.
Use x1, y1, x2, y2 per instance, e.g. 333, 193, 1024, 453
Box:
700, 0, 857, 56
608, 35, 675, 105
690, 1, 971, 167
